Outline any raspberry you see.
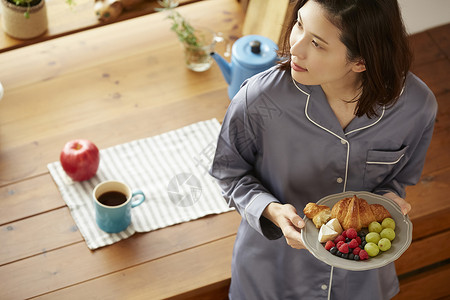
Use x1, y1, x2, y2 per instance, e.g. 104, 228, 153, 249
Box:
348, 238, 359, 249
341, 231, 347, 238
346, 228, 358, 239
334, 235, 345, 244
359, 250, 369, 260
352, 247, 361, 255
338, 243, 349, 254
325, 241, 335, 251
336, 241, 345, 249
355, 236, 362, 245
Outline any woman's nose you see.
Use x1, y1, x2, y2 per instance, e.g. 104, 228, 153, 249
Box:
290, 34, 307, 59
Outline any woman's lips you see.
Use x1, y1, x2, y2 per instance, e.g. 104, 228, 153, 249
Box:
291, 61, 308, 72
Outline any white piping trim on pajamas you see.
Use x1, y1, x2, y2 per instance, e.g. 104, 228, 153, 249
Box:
292, 79, 350, 192
328, 266, 334, 300
367, 154, 405, 165
345, 106, 385, 136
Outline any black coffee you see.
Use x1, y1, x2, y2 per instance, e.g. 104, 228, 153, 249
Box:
98, 191, 127, 206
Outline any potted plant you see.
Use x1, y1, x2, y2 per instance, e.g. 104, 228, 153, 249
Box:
0, 0, 74, 39
156, 0, 222, 72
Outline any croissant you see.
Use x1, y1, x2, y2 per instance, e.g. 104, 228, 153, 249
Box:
303, 202, 331, 228
370, 203, 392, 222
331, 195, 391, 231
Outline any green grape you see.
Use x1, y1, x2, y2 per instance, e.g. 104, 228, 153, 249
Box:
368, 221, 383, 233
365, 232, 381, 244
364, 242, 380, 257
381, 217, 396, 230
378, 238, 392, 251
380, 228, 396, 241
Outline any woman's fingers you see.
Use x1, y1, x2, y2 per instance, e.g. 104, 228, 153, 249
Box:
383, 192, 411, 215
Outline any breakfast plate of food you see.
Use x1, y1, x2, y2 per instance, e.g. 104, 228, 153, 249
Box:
300, 191, 412, 271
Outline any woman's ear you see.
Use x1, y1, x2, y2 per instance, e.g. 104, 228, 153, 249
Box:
352, 59, 366, 73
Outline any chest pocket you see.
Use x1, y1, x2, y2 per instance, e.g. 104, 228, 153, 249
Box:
363, 146, 409, 190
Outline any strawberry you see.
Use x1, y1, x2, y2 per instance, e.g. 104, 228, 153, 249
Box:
325, 241, 335, 251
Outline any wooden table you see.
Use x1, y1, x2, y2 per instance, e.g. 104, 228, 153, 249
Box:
0, 0, 243, 298
0, 0, 449, 297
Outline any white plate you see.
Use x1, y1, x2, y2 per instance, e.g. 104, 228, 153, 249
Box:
301, 191, 413, 271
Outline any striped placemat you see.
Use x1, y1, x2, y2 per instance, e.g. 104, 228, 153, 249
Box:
47, 119, 232, 250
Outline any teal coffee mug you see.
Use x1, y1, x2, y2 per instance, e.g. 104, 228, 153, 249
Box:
93, 180, 145, 233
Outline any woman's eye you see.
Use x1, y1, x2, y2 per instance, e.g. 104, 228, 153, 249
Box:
296, 20, 303, 28
312, 40, 320, 48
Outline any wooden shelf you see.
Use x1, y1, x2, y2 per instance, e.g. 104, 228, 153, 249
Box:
0, 0, 199, 53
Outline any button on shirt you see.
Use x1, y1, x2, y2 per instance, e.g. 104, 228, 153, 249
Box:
210, 66, 437, 300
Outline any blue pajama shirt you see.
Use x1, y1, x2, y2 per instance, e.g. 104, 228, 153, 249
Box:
210, 66, 437, 300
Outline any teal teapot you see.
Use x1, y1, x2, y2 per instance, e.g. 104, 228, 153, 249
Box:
211, 35, 279, 99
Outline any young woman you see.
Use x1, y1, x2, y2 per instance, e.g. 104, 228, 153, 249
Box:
210, 0, 437, 299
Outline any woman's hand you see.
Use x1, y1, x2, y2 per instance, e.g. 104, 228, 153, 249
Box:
263, 202, 306, 249
383, 192, 411, 215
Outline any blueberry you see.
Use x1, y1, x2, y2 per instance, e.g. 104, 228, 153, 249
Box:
345, 238, 350, 243
341, 253, 349, 259
362, 241, 367, 247
330, 247, 338, 255
336, 251, 342, 257
354, 255, 360, 261
348, 253, 354, 260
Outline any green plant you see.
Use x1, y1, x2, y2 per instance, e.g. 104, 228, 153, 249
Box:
156, 0, 201, 47
9, 0, 75, 18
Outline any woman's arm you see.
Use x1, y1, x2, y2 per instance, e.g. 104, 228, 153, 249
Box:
210, 82, 283, 239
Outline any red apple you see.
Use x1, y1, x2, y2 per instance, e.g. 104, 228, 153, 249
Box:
60, 139, 100, 181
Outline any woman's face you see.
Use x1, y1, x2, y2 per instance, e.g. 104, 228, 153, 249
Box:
290, 1, 363, 87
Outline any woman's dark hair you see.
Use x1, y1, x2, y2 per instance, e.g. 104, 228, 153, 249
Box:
278, 0, 412, 117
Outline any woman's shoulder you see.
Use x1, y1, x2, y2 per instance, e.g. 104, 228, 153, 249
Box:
244, 65, 289, 89
240, 65, 300, 103
401, 72, 438, 118
404, 73, 437, 105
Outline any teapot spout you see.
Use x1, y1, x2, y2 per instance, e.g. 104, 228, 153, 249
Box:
210, 52, 232, 85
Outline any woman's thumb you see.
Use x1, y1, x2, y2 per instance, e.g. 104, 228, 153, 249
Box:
292, 215, 305, 229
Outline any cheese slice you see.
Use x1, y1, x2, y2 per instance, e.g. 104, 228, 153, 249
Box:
326, 218, 343, 235
318, 224, 338, 243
